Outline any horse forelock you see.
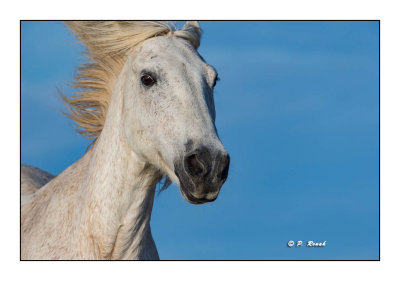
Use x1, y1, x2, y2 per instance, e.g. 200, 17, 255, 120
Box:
61, 21, 202, 140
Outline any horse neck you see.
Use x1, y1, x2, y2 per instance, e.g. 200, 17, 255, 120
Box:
82, 66, 162, 259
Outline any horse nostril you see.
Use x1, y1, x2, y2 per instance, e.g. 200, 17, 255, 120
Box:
184, 154, 207, 178
219, 154, 230, 182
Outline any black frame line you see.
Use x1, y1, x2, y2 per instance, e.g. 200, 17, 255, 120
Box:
19, 19, 380, 262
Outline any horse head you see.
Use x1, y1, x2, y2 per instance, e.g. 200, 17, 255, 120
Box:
65, 21, 230, 204
122, 22, 230, 204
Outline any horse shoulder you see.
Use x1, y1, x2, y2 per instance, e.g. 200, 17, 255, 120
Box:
21, 164, 55, 204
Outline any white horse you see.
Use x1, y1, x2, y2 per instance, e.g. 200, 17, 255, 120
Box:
21, 21, 230, 260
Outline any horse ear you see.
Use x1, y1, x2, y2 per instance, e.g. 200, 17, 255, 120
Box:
182, 21, 202, 49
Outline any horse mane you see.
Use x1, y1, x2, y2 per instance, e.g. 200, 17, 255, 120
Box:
62, 21, 202, 139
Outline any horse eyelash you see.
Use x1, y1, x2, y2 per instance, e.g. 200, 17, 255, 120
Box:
141, 70, 158, 78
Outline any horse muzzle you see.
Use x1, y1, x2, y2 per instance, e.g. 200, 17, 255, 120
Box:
174, 146, 230, 204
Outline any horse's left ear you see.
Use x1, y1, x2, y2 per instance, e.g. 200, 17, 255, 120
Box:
182, 21, 202, 49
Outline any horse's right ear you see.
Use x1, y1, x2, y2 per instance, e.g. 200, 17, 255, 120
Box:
182, 21, 202, 49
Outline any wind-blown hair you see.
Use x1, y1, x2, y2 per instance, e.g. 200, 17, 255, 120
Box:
62, 21, 202, 139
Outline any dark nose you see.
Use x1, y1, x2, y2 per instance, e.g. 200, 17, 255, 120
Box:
177, 146, 230, 204
217, 153, 230, 183
184, 148, 230, 184
184, 153, 210, 178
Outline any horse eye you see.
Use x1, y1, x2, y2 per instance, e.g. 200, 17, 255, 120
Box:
141, 74, 156, 86
212, 75, 220, 88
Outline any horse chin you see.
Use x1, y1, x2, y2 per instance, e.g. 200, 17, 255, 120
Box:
179, 185, 218, 205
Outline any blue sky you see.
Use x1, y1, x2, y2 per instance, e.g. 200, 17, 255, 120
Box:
21, 21, 379, 260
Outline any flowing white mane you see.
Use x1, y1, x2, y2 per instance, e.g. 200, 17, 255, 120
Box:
62, 21, 202, 139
